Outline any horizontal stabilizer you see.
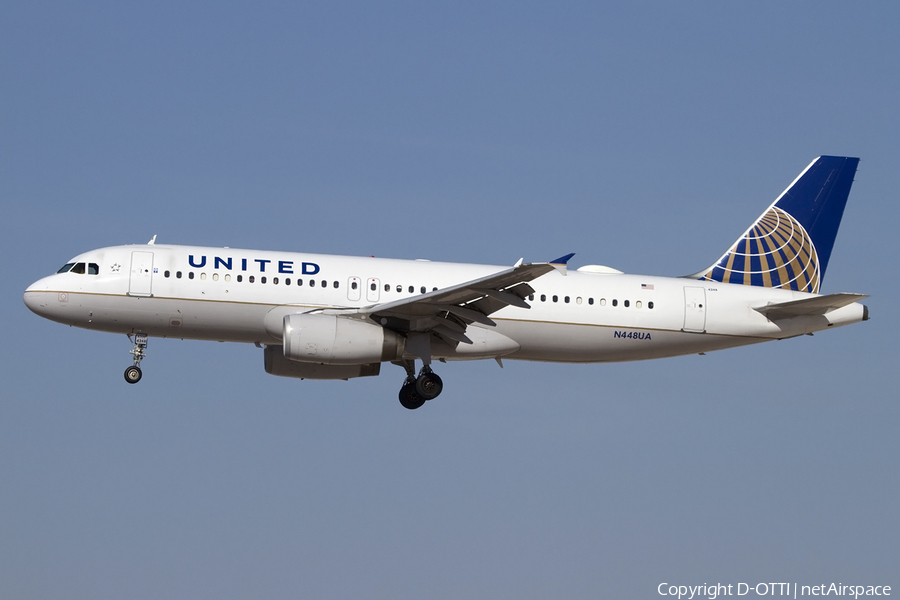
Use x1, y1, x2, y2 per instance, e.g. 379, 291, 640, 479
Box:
754, 293, 868, 320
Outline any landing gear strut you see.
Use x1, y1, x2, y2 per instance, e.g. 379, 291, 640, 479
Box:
124, 333, 148, 384
394, 359, 443, 410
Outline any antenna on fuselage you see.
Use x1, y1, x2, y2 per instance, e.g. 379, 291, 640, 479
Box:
147, 235, 157, 245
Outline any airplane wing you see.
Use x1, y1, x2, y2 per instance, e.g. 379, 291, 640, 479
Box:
754, 292, 868, 321
325, 259, 562, 344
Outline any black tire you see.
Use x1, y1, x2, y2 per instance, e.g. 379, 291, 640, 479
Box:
415, 372, 443, 400
124, 365, 142, 384
399, 381, 426, 410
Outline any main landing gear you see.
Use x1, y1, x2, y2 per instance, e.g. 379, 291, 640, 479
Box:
395, 360, 443, 410
124, 333, 148, 384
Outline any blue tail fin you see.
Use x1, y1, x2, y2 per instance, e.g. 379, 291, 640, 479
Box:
695, 156, 859, 293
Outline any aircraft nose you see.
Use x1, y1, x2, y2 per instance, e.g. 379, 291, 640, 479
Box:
23, 277, 54, 316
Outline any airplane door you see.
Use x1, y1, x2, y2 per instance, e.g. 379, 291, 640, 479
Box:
682, 286, 706, 333
129, 251, 154, 297
366, 278, 380, 303
348, 277, 361, 301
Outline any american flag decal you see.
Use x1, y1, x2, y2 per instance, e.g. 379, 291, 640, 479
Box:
641, 283, 654, 290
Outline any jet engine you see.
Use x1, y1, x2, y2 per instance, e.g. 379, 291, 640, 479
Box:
281, 313, 405, 365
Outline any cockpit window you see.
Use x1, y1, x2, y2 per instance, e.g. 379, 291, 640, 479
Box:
58, 261, 100, 275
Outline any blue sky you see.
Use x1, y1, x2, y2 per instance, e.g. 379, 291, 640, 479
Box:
2, 2, 898, 598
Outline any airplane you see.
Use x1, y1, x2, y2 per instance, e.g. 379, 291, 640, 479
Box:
24, 156, 868, 409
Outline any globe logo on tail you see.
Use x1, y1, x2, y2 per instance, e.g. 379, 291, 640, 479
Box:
700, 206, 820, 293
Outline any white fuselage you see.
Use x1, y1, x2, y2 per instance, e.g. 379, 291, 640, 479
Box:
24, 244, 867, 364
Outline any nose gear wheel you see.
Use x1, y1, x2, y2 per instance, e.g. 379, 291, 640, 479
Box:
124, 365, 142, 384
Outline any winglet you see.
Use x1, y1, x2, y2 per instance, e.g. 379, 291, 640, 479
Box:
549, 253, 575, 275
550, 253, 575, 265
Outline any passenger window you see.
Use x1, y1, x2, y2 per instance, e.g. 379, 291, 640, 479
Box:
396, 285, 402, 292
71, 263, 86, 274
564, 296, 570, 303
189, 272, 195, 280
321, 280, 327, 288
541, 294, 546, 302
420, 286, 426, 294
310, 280, 315, 287
200, 273, 207, 280
432, 287, 438, 291
236, 274, 242, 282
576, 297, 582, 305
88, 263, 99, 275
57, 263, 75, 273
636, 300, 642, 308
649, 301, 654, 309
297, 279, 303, 286
177, 271, 183, 279
249, 275, 255, 283
624, 300, 630, 307
600, 298, 606, 306
213, 273, 219, 281
164, 270, 171, 278
352, 281, 358, 290
588, 298, 594, 305
552, 295, 558, 303
370, 282, 377, 291
612, 299, 617, 306
225, 274, 232, 282
384, 284, 390, 292
334, 281, 339, 289
261, 277, 267, 284
408, 286, 414, 293
273, 277, 279, 285
529, 294, 534, 301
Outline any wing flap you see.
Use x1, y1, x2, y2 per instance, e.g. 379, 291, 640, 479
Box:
754, 292, 868, 320
434, 304, 497, 327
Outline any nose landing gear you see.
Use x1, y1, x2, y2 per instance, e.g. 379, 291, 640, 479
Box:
395, 360, 443, 410
124, 333, 148, 384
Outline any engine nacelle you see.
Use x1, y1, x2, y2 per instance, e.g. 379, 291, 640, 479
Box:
264, 346, 381, 380
282, 313, 405, 365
